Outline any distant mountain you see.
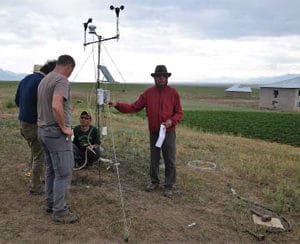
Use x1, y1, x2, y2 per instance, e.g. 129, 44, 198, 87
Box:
0, 68, 28, 81
1, 67, 300, 86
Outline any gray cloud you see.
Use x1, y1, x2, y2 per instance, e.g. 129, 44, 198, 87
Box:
126, 0, 300, 39
1, 0, 300, 81
3, 0, 299, 47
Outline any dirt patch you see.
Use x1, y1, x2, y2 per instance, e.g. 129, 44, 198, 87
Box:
0, 159, 298, 243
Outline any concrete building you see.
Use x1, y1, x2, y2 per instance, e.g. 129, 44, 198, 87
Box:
259, 77, 300, 111
225, 84, 252, 97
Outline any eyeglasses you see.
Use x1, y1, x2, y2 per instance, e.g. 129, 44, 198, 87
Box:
154, 74, 168, 78
80, 116, 90, 120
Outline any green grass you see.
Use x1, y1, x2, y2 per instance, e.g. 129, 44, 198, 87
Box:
263, 182, 300, 212
0, 81, 299, 242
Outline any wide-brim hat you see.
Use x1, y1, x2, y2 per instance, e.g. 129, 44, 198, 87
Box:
151, 65, 171, 77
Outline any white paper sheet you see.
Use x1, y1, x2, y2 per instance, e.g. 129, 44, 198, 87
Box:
155, 124, 166, 148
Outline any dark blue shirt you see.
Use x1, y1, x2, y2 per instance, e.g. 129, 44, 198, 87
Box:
15, 72, 44, 124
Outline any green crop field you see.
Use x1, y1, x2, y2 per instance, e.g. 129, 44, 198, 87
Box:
181, 110, 300, 147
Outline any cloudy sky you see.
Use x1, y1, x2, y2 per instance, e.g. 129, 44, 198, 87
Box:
1, 0, 300, 83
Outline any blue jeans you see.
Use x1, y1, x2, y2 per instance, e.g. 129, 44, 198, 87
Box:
38, 126, 74, 215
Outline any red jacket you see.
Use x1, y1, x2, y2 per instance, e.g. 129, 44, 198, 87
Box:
115, 84, 183, 133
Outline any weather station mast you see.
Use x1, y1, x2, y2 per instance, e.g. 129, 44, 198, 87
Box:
81, 6, 130, 242
82, 5, 124, 140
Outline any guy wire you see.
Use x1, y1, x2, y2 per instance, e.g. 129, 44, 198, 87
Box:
71, 48, 94, 82
103, 43, 126, 83
70, 40, 97, 114
81, 41, 97, 114
107, 106, 131, 240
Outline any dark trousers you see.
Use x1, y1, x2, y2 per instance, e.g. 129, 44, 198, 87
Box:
73, 144, 101, 167
149, 131, 176, 189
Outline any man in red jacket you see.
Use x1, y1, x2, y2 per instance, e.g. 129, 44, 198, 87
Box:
109, 65, 183, 197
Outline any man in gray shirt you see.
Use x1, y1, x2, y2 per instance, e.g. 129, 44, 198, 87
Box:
38, 54, 79, 224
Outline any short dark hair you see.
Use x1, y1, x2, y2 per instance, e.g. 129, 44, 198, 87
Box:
57, 54, 76, 67
40, 60, 57, 75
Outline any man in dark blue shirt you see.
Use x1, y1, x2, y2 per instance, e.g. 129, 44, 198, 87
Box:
15, 60, 56, 195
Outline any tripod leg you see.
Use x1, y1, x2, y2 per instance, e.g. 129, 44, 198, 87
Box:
98, 159, 101, 186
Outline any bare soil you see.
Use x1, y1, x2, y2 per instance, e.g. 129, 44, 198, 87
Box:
0, 156, 298, 243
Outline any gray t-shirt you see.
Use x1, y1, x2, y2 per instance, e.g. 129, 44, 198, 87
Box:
37, 71, 71, 127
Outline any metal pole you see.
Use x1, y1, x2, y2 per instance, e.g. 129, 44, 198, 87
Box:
96, 35, 101, 136
96, 35, 102, 186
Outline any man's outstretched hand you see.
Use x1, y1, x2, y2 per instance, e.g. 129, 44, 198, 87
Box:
108, 101, 116, 107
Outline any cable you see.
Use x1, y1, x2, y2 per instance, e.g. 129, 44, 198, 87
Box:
92, 36, 98, 82
71, 49, 94, 82
103, 44, 126, 83
227, 183, 292, 233
107, 106, 130, 241
187, 160, 217, 171
73, 148, 89, 171
73, 127, 96, 171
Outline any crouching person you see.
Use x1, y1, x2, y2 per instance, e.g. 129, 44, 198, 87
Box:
73, 111, 102, 169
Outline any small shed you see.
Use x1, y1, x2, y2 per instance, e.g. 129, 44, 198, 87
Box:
259, 77, 300, 111
225, 84, 252, 97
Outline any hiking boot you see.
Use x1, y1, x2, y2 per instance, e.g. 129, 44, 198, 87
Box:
145, 182, 159, 192
163, 189, 173, 198
46, 208, 53, 214
47, 204, 71, 214
53, 212, 80, 224
29, 188, 44, 195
